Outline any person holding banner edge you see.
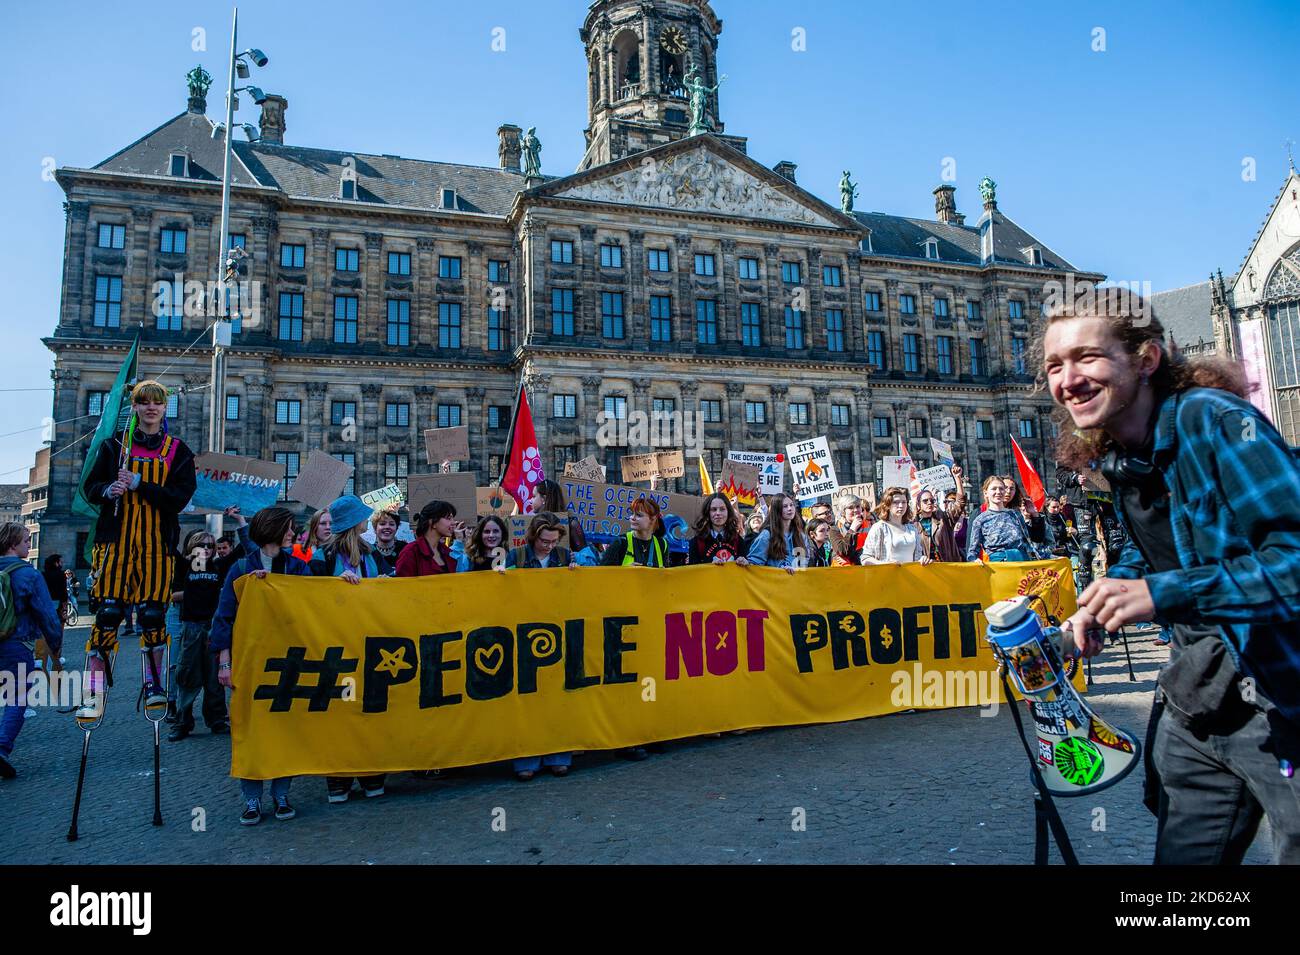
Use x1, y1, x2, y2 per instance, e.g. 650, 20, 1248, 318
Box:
859, 487, 930, 565
1043, 291, 1300, 864
746, 494, 808, 572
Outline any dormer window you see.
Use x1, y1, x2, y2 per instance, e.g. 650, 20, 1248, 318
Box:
340, 177, 356, 200
1023, 246, 1044, 266
169, 153, 189, 177
860, 233, 873, 254
441, 188, 457, 210
923, 238, 939, 260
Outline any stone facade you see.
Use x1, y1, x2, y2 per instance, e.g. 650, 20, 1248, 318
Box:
37, 0, 1102, 566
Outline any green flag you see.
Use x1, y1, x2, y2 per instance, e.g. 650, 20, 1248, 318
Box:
72, 335, 139, 525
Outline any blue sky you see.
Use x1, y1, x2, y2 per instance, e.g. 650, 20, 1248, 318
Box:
0, 0, 1296, 478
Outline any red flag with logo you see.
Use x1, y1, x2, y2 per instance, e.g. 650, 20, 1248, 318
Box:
501, 382, 546, 514
1011, 435, 1047, 510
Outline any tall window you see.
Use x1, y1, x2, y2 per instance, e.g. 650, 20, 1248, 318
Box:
864, 291, 882, 312
831, 403, 850, 427
899, 293, 916, 315
550, 240, 574, 264
781, 261, 801, 284
387, 252, 411, 276
438, 302, 462, 348
969, 338, 985, 376
700, 399, 722, 423
275, 399, 301, 425
278, 292, 304, 341
744, 401, 766, 424
384, 453, 409, 497
936, 336, 954, 375
93, 276, 122, 328
601, 291, 625, 339
976, 420, 993, 440
488, 308, 507, 351
741, 303, 762, 346
334, 452, 356, 496
160, 228, 187, 254
933, 297, 950, 319
331, 401, 356, 426
335, 248, 359, 272
903, 333, 920, 372
867, 330, 885, 369
650, 295, 672, 342
437, 404, 462, 428
86, 391, 108, 416
386, 299, 410, 346
280, 243, 305, 268
438, 256, 462, 279
603, 396, 628, 420
822, 265, 843, 287
333, 296, 359, 344
872, 416, 892, 438
647, 249, 670, 272
966, 300, 982, 321
1011, 337, 1027, 374
825, 310, 845, 352
551, 289, 574, 336
1019, 418, 1036, 439
694, 253, 716, 276
784, 307, 804, 349
738, 257, 759, 280
1008, 300, 1024, 320
909, 418, 928, 439
788, 403, 810, 426
275, 452, 300, 500
97, 224, 125, 249
225, 395, 240, 420
652, 398, 676, 418
552, 395, 577, 419
156, 288, 184, 332
488, 259, 510, 283
696, 300, 718, 344
488, 406, 509, 429
600, 244, 623, 268
229, 234, 247, 251
385, 403, 410, 427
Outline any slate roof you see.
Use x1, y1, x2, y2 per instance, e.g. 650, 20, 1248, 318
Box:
1151, 281, 1215, 347
83, 109, 1077, 265
0, 484, 26, 509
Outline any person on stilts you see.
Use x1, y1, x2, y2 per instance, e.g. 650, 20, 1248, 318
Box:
75, 380, 196, 724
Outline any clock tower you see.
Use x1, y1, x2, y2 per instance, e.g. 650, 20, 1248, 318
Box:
577, 0, 747, 171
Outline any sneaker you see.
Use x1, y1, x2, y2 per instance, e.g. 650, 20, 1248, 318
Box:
622, 746, 649, 761
75, 691, 104, 723
239, 800, 262, 826
163, 701, 179, 724
362, 784, 385, 799
274, 799, 296, 821
549, 765, 569, 778
326, 784, 351, 804
167, 724, 192, 742
0, 755, 15, 780
209, 722, 230, 735
143, 682, 167, 710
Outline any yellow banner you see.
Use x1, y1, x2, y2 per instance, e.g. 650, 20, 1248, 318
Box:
229, 560, 1078, 779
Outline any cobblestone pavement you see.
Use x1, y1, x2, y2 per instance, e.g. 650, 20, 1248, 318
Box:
1, 626, 1271, 865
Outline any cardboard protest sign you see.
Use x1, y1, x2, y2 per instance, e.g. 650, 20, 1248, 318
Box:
558, 477, 703, 553
476, 485, 515, 518
508, 515, 569, 551
833, 482, 877, 511
423, 426, 470, 464
881, 455, 914, 491
288, 450, 353, 510
786, 437, 839, 499
407, 471, 476, 520
716, 459, 762, 506
619, 450, 685, 482
930, 438, 955, 468
727, 450, 785, 496
916, 465, 957, 496
360, 484, 404, 510
190, 453, 285, 515
563, 455, 606, 482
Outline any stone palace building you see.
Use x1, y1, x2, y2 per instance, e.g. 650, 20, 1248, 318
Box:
39, 0, 1103, 564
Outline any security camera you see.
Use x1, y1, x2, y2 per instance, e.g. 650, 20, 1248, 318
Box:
247, 49, 269, 68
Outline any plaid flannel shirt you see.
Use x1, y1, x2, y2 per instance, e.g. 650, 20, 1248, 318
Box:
1107, 387, 1300, 724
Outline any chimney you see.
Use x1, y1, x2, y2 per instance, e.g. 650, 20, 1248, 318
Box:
933, 184, 964, 225
773, 160, 798, 184
498, 124, 523, 173
259, 94, 287, 145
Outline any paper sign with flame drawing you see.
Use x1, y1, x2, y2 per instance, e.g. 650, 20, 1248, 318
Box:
786, 436, 839, 499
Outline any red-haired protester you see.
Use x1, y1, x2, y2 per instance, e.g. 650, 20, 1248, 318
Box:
600, 497, 669, 567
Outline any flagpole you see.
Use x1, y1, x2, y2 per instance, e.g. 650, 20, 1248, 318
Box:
496, 371, 527, 487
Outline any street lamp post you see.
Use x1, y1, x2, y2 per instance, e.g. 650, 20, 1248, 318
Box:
206, 6, 267, 537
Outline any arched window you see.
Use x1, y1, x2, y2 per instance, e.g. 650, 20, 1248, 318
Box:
1263, 245, 1300, 300
613, 30, 640, 101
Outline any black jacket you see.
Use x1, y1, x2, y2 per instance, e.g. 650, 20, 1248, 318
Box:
86, 431, 197, 551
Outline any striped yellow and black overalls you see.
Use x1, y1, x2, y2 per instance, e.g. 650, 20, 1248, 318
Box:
87, 434, 179, 653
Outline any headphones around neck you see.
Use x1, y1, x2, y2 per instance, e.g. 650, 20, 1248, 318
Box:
1099, 448, 1166, 499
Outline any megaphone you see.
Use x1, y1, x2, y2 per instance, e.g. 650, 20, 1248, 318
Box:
985, 595, 1140, 797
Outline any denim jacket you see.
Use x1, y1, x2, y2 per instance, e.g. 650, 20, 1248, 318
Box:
0, 556, 62, 653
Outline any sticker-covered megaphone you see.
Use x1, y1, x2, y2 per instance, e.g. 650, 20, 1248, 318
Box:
985, 595, 1140, 797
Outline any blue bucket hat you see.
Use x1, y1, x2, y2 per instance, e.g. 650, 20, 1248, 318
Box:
327, 494, 372, 534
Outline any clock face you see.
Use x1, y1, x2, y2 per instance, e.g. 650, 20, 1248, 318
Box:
660, 26, 687, 55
